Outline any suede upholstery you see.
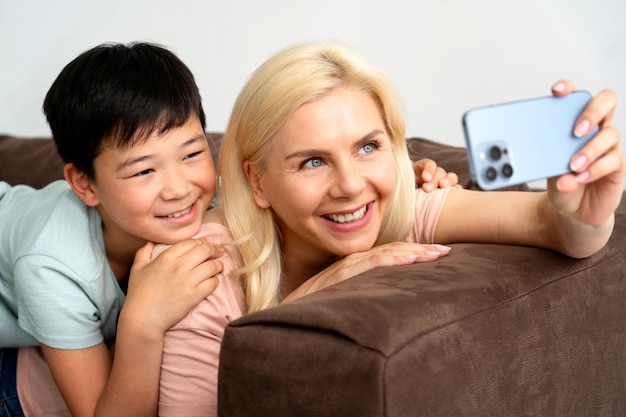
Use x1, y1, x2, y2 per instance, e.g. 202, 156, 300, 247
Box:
1, 133, 624, 416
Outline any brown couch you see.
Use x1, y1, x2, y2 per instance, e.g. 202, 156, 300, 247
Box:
2, 133, 625, 416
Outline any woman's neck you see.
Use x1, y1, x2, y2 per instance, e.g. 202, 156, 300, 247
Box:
280, 249, 340, 299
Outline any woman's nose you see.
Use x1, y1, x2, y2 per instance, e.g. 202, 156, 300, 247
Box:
329, 161, 366, 199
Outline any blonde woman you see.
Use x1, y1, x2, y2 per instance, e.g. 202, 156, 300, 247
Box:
218, 40, 624, 312
156, 40, 624, 415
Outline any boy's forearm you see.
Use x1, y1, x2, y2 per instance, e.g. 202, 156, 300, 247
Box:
95, 310, 164, 417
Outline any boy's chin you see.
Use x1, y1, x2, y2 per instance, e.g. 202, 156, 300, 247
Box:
157, 228, 202, 246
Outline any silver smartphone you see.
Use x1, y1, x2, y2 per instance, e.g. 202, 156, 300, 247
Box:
462, 91, 598, 190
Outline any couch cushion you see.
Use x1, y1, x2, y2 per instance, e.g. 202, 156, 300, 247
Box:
0, 134, 64, 188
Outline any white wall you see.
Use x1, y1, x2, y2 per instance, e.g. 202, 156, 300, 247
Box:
1, 0, 625, 151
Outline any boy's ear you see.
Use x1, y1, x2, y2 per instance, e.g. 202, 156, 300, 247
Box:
243, 161, 271, 208
63, 163, 100, 207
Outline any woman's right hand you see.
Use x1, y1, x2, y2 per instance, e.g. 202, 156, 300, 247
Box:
282, 242, 451, 303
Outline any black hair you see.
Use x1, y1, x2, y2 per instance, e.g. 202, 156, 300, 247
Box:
43, 42, 206, 178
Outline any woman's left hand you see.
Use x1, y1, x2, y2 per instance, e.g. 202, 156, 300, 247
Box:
413, 158, 462, 192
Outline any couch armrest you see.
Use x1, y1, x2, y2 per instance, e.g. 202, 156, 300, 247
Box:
218, 194, 626, 416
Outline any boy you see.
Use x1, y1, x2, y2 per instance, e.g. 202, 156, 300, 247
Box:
0, 42, 221, 417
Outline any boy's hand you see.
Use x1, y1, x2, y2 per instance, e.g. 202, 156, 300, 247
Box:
413, 158, 461, 192
124, 239, 223, 336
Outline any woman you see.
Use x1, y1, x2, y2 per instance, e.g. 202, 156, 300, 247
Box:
217, 40, 625, 312
156, 40, 624, 416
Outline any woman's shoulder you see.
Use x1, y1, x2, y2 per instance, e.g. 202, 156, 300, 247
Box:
202, 207, 224, 225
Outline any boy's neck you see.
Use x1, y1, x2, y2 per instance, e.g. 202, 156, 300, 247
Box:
101, 225, 146, 285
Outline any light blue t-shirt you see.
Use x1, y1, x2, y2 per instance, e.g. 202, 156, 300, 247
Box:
0, 180, 125, 349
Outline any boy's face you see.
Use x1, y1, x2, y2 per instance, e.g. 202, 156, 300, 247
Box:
87, 115, 216, 246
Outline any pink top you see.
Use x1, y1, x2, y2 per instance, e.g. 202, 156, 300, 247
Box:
408, 188, 451, 243
153, 222, 246, 417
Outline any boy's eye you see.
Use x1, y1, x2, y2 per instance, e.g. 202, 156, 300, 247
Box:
184, 151, 203, 160
302, 157, 324, 169
133, 168, 153, 177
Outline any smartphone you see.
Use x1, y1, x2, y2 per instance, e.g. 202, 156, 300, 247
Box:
462, 91, 598, 190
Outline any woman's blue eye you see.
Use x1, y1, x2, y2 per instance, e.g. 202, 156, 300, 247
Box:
360, 142, 378, 154
303, 157, 323, 168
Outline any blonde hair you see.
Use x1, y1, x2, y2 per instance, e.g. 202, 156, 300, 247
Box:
218, 41, 416, 312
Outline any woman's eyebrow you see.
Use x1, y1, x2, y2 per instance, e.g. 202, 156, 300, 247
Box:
353, 129, 385, 148
285, 129, 385, 160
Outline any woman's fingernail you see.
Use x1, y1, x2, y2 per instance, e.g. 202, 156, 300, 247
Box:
570, 154, 587, 172
574, 119, 591, 137
426, 251, 441, 256
575, 170, 590, 183
433, 244, 452, 251
553, 82, 566, 93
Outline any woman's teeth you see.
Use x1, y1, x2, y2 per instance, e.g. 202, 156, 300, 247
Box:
166, 206, 192, 218
325, 206, 367, 223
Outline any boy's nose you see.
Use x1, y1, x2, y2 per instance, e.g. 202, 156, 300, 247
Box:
161, 168, 192, 200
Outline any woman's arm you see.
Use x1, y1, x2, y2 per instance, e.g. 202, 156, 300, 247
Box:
435, 82, 625, 258
281, 241, 451, 302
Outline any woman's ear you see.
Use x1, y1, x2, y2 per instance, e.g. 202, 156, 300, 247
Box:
63, 163, 100, 207
243, 161, 271, 208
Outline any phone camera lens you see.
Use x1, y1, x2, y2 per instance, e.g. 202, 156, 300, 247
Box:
486, 167, 497, 181
501, 163, 513, 178
489, 146, 502, 161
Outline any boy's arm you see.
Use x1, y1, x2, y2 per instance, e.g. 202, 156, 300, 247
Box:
42, 239, 222, 417
95, 239, 223, 417
41, 343, 112, 417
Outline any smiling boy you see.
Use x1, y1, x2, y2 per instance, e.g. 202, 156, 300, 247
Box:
0, 42, 221, 417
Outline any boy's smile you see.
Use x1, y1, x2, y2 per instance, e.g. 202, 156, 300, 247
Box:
84, 115, 215, 249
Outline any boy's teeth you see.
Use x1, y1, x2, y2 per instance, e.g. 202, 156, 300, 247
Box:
166, 206, 192, 218
325, 206, 367, 223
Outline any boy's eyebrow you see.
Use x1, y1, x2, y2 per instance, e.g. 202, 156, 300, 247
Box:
285, 129, 385, 160
116, 133, 207, 171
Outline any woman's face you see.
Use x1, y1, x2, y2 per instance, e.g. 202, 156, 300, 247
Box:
247, 87, 397, 265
